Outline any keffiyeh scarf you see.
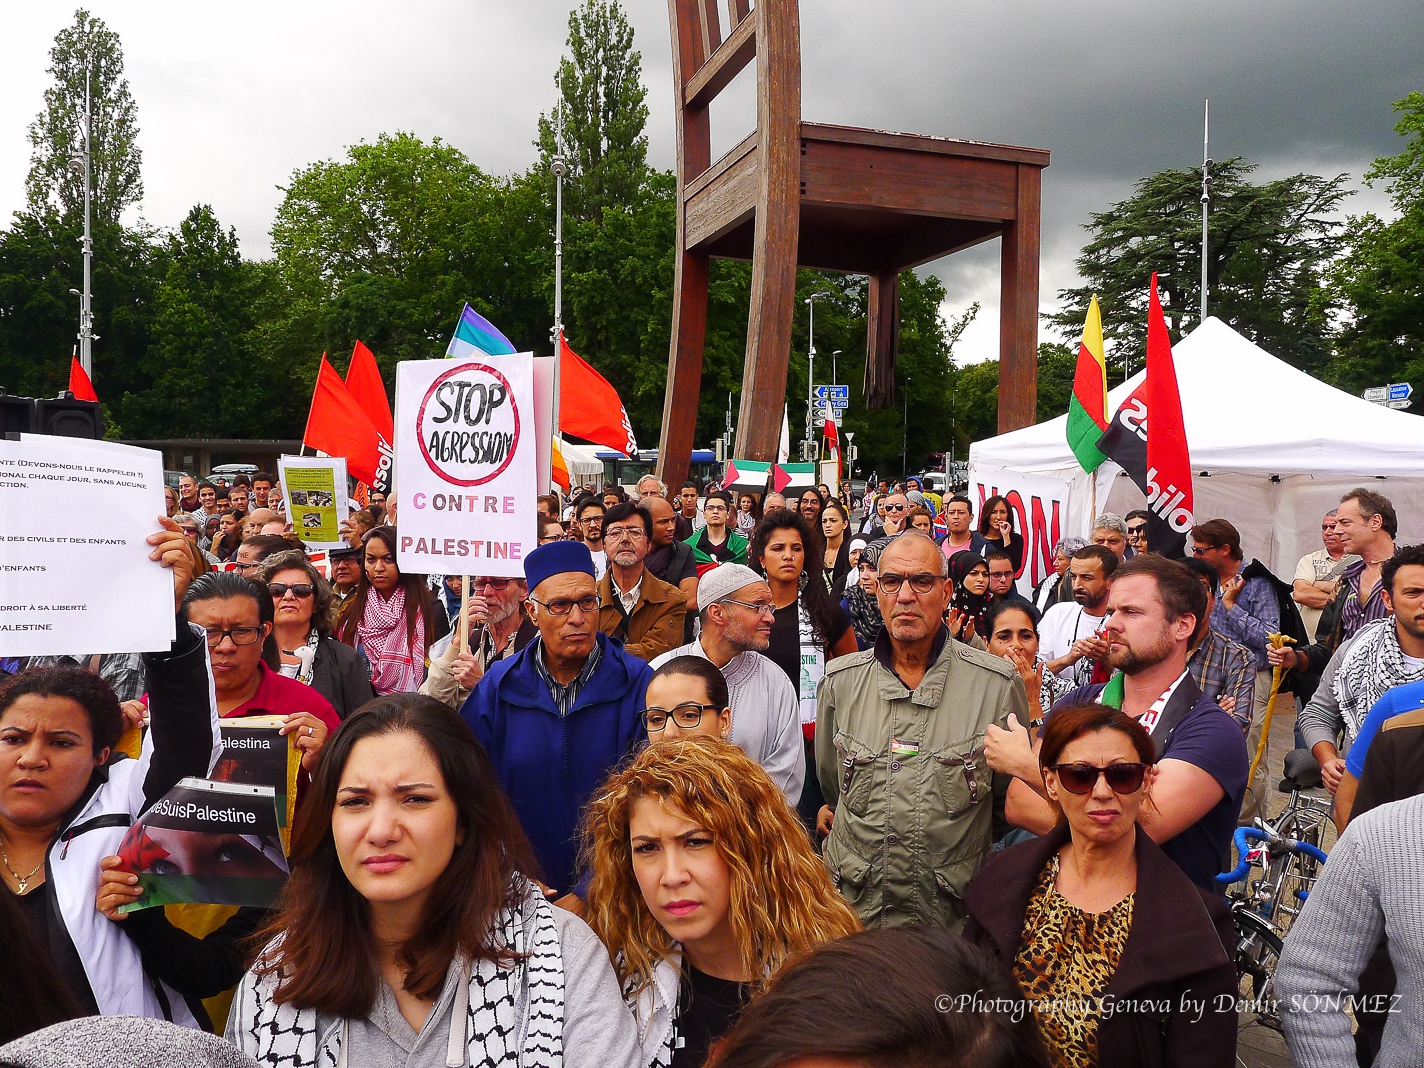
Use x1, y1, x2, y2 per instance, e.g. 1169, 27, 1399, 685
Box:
1333, 616, 1424, 739
356, 585, 425, 695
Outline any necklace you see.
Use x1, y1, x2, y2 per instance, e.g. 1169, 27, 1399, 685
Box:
1, 840, 44, 894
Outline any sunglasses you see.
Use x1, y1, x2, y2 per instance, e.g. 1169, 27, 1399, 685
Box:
471, 577, 513, 590
268, 582, 314, 599
1049, 762, 1149, 795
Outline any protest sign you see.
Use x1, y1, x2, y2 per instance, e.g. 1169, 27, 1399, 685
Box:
394, 354, 538, 577
0, 436, 174, 656
212, 716, 300, 841
117, 777, 289, 912
276, 455, 349, 549
968, 464, 1069, 595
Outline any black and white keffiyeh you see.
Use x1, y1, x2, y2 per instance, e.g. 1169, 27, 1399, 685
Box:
1333, 617, 1424, 739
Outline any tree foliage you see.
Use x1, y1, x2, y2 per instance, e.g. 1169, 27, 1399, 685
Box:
26, 8, 143, 225
1051, 159, 1350, 374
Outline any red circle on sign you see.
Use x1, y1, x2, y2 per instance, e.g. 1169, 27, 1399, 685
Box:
416, 362, 521, 488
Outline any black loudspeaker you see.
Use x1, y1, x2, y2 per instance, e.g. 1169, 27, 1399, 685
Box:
34, 393, 104, 438
0, 391, 104, 439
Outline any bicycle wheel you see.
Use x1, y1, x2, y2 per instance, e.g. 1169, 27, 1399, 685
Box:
1234, 909, 1286, 1031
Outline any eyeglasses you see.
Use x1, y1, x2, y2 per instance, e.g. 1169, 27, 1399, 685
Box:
178, 527, 198, 537
603, 525, 645, 542
1190, 545, 1219, 557
529, 594, 600, 616
642, 703, 719, 730
268, 582, 314, 599
203, 626, 263, 648
876, 572, 941, 595
1049, 762, 1149, 795
719, 597, 776, 617
1127, 525, 1147, 536
471, 577, 513, 590
233, 561, 260, 573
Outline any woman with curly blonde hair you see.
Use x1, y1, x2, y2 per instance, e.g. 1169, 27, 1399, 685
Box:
582, 736, 860, 1067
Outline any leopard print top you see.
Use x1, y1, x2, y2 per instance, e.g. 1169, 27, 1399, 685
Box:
1011, 853, 1134, 1068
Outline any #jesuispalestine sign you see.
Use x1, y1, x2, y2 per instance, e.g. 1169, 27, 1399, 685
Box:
394, 356, 538, 577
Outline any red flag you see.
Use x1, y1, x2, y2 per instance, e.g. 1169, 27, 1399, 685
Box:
303, 354, 386, 487
823, 417, 840, 479
559, 335, 638, 455
344, 341, 394, 445
68, 357, 98, 403
1143, 273, 1194, 554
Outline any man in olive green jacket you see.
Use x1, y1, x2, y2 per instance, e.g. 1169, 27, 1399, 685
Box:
817, 531, 1029, 929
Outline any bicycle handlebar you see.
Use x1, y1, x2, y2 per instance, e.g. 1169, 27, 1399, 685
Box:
1215, 825, 1328, 883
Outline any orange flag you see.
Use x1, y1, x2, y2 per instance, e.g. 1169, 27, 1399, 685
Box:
68, 357, 98, 403
344, 341, 394, 445
302, 354, 386, 487
559, 336, 638, 454
551, 437, 571, 493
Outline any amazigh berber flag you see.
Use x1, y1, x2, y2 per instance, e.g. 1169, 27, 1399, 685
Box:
1095, 275, 1194, 558
559, 335, 638, 455
1066, 295, 1108, 472
302, 354, 386, 488
68, 356, 98, 403
344, 341, 394, 492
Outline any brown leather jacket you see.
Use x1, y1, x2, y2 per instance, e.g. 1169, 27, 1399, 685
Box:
597, 568, 687, 663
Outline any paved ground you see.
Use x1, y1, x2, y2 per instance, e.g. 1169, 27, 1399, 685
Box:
1233, 701, 1341, 1068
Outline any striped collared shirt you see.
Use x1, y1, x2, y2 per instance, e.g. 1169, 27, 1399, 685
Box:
533, 637, 603, 717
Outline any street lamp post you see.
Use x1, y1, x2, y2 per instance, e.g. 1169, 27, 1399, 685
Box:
804, 293, 829, 461
69, 65, 95, 380
549, 98, 567, 444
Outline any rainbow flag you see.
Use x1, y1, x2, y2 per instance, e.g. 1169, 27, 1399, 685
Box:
446, 303, 516, 358
1066, 295, 1109, 472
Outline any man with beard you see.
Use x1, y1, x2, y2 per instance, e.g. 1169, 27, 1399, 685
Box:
421, 572, 537, 708
651, 563, 804, 804
640, 496, 699, 633
997, 554, 1248, 890
1038, 545, 1118, 687
595, 502, 686, 662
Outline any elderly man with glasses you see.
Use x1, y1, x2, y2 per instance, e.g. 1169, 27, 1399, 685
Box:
815, 530, 1029, 929
421, 572, 536, 709
460, 541, 651, 899
651, 563, 805, 804
596, 502, 687, 662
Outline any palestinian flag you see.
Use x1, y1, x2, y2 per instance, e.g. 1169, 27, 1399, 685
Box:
1066, 295, 1109, 472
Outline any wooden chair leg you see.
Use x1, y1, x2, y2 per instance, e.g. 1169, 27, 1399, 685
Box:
658, 248, 710, 489
863, 270, 899, 409
998, 163, 1041, 432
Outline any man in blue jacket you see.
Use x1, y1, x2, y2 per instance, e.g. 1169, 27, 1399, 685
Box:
461, 540, 651, 897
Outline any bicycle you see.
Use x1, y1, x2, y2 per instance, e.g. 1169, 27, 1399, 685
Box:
1215, 782, 1331, 1031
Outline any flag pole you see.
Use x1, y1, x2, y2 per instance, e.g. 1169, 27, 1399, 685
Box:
550, 95, 566, 452
1200, 100, 1210, 325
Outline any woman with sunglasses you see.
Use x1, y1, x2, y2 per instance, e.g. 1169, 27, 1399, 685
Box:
335, 527, 448, 695
963, 704, 1237, 1068
583, 736, 860, 1068
259, 550, 375, 719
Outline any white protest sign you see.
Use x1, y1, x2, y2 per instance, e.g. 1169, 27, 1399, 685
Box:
394, 354, 538, 577
968, 464, 1070, 595
0, 436, 176, 655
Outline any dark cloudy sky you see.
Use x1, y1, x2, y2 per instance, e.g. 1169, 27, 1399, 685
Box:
1, 1, 1418, 363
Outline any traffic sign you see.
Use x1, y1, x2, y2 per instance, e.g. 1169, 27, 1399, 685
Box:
1387, 399, 1412, 410
814, 385, 849, 406
1389, 382, 1413, 401
1363, 386, 1388, 403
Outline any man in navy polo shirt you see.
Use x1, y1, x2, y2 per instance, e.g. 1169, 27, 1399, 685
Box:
991, 554, 1248, 890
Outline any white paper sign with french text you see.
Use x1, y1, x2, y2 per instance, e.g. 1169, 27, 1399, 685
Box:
394, 355, 538, 577
0, 436, 175, 655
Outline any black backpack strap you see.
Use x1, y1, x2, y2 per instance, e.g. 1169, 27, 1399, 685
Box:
58, 813, 133, 859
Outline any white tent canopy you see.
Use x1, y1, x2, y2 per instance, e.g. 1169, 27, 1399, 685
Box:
559, 440, 606, 478
970, 317, 1424, 572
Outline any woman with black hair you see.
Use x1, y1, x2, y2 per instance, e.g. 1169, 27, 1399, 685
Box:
227, 694, 637, 1066
751, 509, 858, 830
948, 552, 993, 644
0, 519, 222, 1029
819, 500, 853, 598
980, 494, 1026, 572
335, 526, 448, 695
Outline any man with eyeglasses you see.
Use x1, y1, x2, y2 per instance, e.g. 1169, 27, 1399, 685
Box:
461, 541, 651, 899
596, 503, 686, 662
651, 563, 805, 804
576, 497, 608, 580
1125, 510, 1150, 555
423, 573, 535, 709
686, 489, 748, 568
815, 531, 1028, 928
998, 554, 1247, 891
328, 544, 362, 607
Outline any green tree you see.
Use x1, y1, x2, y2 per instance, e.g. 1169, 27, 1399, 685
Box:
26, 8, 143, 225
1326, 93, 1424, 395
536, 0, 649, 224
1051, 159, 1350, 373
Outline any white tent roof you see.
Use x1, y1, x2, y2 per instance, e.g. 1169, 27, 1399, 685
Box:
559, 440, 606, 477
970, 317, 1424, 569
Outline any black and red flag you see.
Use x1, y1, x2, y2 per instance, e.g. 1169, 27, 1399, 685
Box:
1094, 274, 1194, 559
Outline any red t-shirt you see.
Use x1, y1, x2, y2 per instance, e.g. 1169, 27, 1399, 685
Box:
224, 662, 341, 733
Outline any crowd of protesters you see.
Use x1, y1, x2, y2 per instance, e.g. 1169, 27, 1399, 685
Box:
1, 470, 1419, 1068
